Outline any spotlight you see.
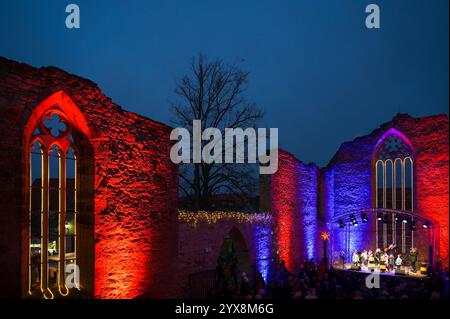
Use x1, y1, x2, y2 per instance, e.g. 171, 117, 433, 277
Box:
394, 215, 399, 222
377, 213, 382, 221
423, 222, 430, 229
339, 220, 345, 228
362, 214, 368, 223
402, 216, 408, 224
350, 214, 358, 226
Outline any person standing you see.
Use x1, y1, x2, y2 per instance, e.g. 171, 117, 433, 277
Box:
361, 250, 368, 266
395, 254, 403, 272
410, 247, 418, 272
381, 252, 389, 268
388, 253, 395, 272
375, 248, 382, 265
352, 250, 360, 267
368, 250, 375, 269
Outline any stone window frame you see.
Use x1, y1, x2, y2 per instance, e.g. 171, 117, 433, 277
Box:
23, 90, 95, 298
28, 109, 79, 299
373, 128, 415, 253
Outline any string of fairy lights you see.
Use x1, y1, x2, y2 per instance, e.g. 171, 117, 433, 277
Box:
178, 210, 272, 227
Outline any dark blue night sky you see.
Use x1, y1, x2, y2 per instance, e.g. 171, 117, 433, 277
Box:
1, 0, 448, 166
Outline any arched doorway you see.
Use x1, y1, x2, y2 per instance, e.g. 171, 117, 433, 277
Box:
215, 227, 252, 298
228, 227, 252, 279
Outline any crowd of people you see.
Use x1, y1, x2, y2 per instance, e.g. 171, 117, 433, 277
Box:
209, 258, 449, 300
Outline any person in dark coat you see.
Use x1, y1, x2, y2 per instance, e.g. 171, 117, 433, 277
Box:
410, 247, 418, 272
388, 253, 395, 272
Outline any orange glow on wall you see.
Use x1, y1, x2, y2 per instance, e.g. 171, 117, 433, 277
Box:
19, 87, 178, 299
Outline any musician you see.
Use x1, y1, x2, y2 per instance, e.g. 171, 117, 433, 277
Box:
387, 243, 396, 255
367, 250, 373, 263
375, 248, 382, 265
388, 253, 395, 271
360, 250, 368, 266
410, 247, 418, 272
382, 252, 389, 265
395, 254, 403, 271
352, 249, 360, 266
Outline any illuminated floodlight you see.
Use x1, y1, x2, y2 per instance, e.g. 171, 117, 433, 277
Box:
362, 214, 368, 223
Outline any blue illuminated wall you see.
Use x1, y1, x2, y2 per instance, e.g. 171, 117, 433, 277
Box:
333, 161, 372, 258
253, 224, 273, 283
297, 162, 319, 261
321, 117, 428, 261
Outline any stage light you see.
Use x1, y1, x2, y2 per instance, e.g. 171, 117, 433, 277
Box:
377, 213, 382, 221
423, 222, 429, 229
402, 216, 408, 224
362, 214, 368, 223
394, 215, 399, 222
420, 263, 428, 275
350, 214, 358, 226
339, 220, 345, 228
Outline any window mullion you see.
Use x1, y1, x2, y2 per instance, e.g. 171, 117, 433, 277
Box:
28, 151, 33, 295
41, 149, 50, 297
59, 152, 68, 295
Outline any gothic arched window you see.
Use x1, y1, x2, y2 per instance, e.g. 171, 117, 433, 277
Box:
29, 111, 78, 298
374, 131, 414, 252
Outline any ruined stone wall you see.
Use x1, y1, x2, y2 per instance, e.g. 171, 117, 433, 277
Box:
395, 114, 449, 267
268, 150, 320, 271
322, 114, 449, 267
176, 211, 273, 297
0, 57, 178, 298
321, 135, 374, 261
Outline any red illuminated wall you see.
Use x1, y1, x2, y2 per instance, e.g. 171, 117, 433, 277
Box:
396, 115, 449, 267
267, 150, 319, 271
92, 107, 178, 299
0, 57, 178, 298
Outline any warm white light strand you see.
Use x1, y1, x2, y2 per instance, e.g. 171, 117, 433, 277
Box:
178, 210, 272, 227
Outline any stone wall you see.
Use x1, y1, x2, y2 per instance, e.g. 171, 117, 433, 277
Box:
176, 211, 273, 297
263, 150, 320, 271
322, 113, 449, 267
1, 56, 448, 300
0, 57, 178, 298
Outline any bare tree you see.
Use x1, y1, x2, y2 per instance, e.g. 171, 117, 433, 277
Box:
171, 54, 264, 210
